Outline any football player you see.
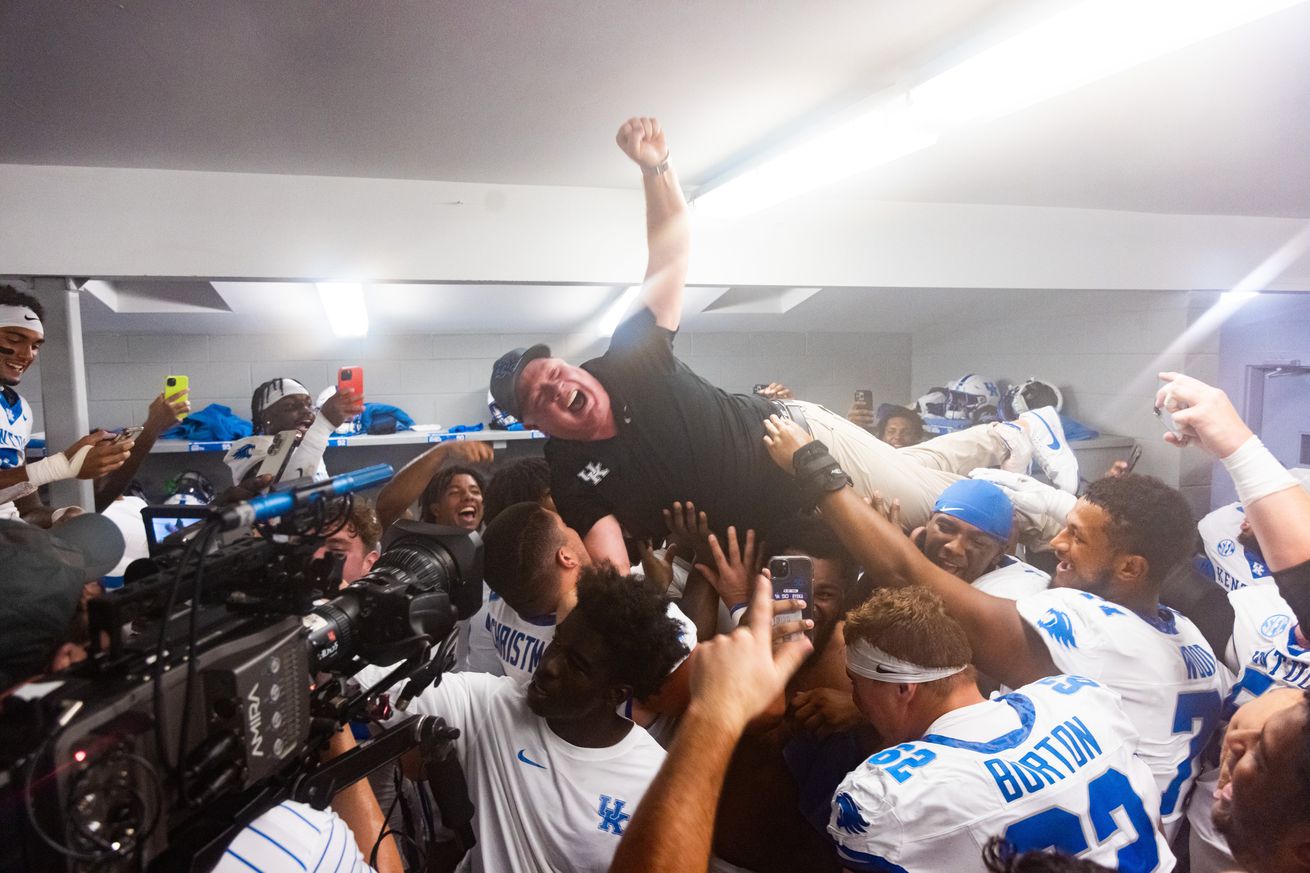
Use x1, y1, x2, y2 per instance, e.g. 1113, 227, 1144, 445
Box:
829, 587, 1171, 873
763, 413, 1230, 841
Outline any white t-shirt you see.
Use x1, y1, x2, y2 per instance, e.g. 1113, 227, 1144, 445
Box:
1196, 502, 1273, 591
1189, 583, 1310, 863
1016, 588, 1231, 837
353, 669, 666, 873
0, 387, 36, 519
214, 800, 372, 873
224, 415, 333, 485
972, 555, 1050, 601
829, 676, 1173, 873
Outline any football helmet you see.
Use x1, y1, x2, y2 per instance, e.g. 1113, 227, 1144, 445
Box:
915, 374, 1001, 423
999, 377, 1064, 421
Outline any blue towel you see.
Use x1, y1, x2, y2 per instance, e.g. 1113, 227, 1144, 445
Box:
1059, 414, 1100, 441
358, 402, 415, 434
160, 404, 253, 442
447, 423, 485, 434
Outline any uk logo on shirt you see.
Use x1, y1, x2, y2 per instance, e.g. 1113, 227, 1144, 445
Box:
577, 462, 610, 486
596, 795, 630, 835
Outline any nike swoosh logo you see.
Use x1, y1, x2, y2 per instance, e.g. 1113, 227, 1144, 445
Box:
516, 749, 546, 769
1035, 416, 1060, 450
23, 315, 37, 321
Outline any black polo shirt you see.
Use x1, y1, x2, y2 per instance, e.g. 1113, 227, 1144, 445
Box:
545, 307, 804, 541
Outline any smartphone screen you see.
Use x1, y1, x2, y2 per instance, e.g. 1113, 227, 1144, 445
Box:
257, 428, 303, 483
769, 555, 814, 642
111, 426, 144, 445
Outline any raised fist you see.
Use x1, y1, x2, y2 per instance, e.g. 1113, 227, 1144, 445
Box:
616, 116, 668, 169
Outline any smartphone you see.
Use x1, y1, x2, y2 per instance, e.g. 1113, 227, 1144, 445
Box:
257, 428, 303, 483
753, 383, 770, 395
165, 375, 190, 419
111, 425, 144, 445
769, 555, 814, 642
854, 389, 873, 408
1122, 444, 1143, 474
338, 365, 364, 398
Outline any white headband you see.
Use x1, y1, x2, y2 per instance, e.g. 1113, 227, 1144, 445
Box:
254, 378, 311, 415
0, 304, 43, 337
846, 638, 968, 684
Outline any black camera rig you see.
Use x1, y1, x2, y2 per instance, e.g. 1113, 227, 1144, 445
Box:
0, 464, 484, 873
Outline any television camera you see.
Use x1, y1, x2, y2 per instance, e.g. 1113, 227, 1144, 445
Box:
0, 463, 484, 872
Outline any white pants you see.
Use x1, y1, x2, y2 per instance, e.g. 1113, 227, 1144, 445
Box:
795, 402, 1010, 531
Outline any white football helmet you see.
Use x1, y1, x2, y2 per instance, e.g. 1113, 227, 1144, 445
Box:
915, 374, 1001, 422
1000, 377, 1064, 421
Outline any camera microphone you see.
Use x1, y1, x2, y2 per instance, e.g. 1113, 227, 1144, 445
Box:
214, 463, 394, 530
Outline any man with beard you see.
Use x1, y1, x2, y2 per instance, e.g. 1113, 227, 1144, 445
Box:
761, 413, 1229, 841
1195, 467, 1310, 592
0, 285, 132, 526
356, 567, 686, 873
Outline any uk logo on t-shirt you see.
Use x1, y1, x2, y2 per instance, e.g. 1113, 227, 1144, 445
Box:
596, 795, 630, 835
577, 462, 610, 486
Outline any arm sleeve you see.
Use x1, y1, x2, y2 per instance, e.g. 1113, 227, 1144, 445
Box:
1274, 558, 1310, 631
284, 415, 335, 481
1014, 589, 1108, 679
223, 436, 268, 485
546, 441, 612, 537
605, 307, 677, 376
827, 769, 908, 873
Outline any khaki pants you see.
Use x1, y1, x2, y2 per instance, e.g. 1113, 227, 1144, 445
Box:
794, 402, 1010, 532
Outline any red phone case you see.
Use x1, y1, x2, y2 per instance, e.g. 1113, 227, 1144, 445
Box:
337, 365, 364, 397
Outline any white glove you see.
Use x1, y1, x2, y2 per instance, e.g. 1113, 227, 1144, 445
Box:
969, 468, 1077, 526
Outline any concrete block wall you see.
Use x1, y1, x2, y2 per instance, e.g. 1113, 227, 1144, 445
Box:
912, 290, 1222, 516
26, 328, 912, 437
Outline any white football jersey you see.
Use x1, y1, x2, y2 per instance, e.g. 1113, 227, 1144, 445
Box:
972, 555, 1050, 601
829, 676, 1173, 873
1197, 503, 1272, 591
224, 414, 332, 485
0, 387, 35, 518
483, 591, 556, 684
214, 800, 372, 873
1016, 588, 1231, 837
353, 669, 665, 873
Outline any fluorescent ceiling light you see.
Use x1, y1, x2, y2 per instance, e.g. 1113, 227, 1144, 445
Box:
695, 97, 936, 219
693, 0, 1306, 219
317, 282, 369, 337
597, 286, 642, 337
910, 0, 1306, 128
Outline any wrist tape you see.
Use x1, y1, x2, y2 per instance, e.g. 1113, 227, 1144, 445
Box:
792, 440, 852, 506
1222, 435, 1299, 505
25, 444, 92, 487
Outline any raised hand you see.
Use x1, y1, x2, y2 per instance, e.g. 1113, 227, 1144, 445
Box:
689, 574, 813, 732
1156, 371, 1253, 458
616, 116, 668, 169
443, 440, 494, 466
145, 388, 191, 434
321, 388, 366, 427
663, 500, 711, 561
695, 525, 758, 609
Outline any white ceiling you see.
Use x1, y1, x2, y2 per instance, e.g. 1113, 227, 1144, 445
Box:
3, 0, 1307, 217
5, 0, 1309, 334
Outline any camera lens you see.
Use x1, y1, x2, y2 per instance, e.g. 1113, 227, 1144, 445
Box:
773, 559, 789, 577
